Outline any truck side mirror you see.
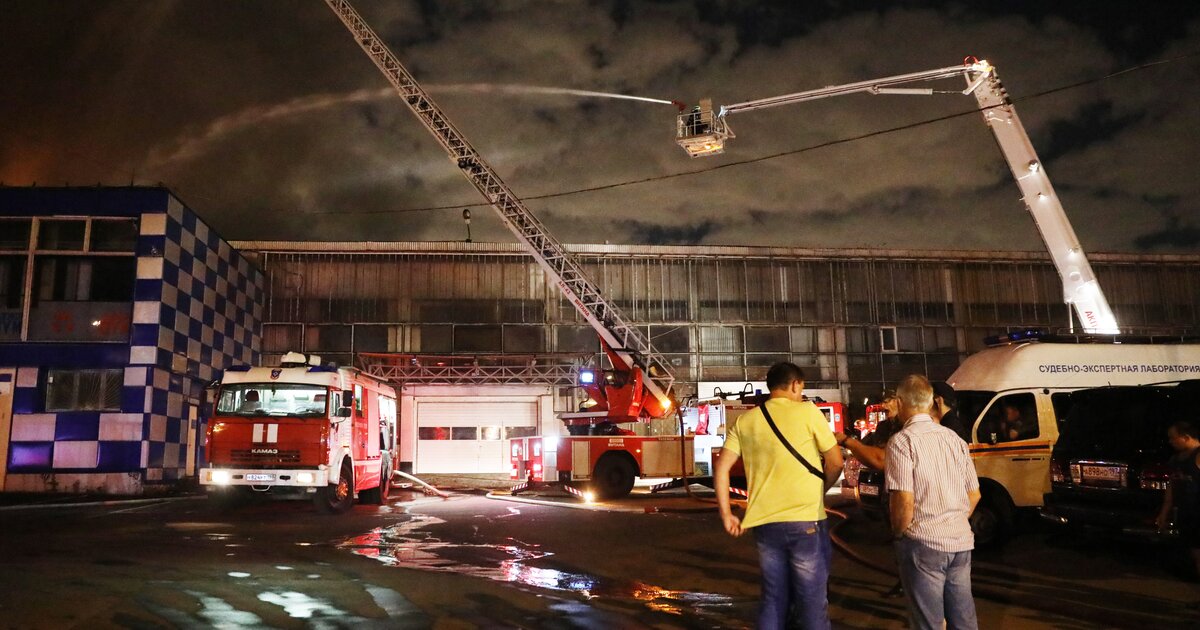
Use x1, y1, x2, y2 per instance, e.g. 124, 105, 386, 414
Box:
336, 406, 352, 418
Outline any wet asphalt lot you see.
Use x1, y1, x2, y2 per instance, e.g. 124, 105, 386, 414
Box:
1, 487, 1199, 629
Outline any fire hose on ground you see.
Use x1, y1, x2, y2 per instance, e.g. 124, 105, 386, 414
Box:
392, 469, 451, 499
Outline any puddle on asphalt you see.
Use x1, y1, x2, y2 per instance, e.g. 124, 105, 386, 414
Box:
339, 513, 742, 621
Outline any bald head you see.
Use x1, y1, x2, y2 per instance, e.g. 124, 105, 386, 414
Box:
896, 374, 934, 419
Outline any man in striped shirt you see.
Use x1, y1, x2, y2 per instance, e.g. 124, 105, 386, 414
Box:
885, 374, 981, 630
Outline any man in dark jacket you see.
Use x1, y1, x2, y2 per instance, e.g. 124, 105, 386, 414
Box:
931, 381, 969, 442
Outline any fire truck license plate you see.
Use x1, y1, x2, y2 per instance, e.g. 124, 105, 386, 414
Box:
859, 483, 879, 496
245, 473, 276, 482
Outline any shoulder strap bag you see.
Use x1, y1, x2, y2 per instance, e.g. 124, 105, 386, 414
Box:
759, 402, 824, 481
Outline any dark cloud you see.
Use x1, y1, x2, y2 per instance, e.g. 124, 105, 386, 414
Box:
1134, 217, 1200, 251
1039, 101, 1144, 164
618, 219, 719, 245
1, 1, 1198, 254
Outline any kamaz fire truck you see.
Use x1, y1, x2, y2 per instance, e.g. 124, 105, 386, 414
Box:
200, 352, 398, 513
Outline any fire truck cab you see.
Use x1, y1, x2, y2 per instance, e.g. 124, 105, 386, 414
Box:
201, 352, 398, 513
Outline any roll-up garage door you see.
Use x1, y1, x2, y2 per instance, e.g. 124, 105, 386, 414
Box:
415, 401, 538, 473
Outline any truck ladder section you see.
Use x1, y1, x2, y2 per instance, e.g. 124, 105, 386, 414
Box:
357, 353, 587, 386
964, 64, 1119, 334
325, 0, 674, 408
698, 60, 1119, 334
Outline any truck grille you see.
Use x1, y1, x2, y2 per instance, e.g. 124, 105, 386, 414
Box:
229, 449, 302, 464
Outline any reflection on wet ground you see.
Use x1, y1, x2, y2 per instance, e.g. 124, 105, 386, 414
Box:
340, 511, 752, 625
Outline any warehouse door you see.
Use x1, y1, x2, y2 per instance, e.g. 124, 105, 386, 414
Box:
415, 400, 537, 474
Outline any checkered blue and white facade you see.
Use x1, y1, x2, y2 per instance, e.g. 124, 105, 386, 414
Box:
0, 187, 263, 494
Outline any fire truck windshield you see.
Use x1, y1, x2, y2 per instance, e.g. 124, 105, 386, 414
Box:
216, 384, 330, 417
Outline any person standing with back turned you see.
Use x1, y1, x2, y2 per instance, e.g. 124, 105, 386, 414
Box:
715, 362, 843, 630
886, 374, 981, 630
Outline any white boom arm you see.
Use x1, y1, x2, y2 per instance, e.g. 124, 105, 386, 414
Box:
323, 0, 674, 408
681, 60, 1119, 334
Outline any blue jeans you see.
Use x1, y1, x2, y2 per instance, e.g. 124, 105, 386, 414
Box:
753, 519, 832, 630
894, 536, 978, 630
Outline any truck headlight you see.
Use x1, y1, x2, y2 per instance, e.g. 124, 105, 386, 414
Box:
210, 470, 231, 485
297, 472, 315, 484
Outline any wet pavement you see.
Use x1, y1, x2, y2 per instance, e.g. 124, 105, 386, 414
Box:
1, 486, 1198, 628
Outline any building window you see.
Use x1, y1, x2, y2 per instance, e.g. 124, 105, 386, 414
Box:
879, 326, 898, 353
451, 427, 478, 440
455, 325, 502, 352
418, 427, 450, 440
503, 326, 545, 353
555, 326, 596, 353
354, 325, 391, 352
418, 325, 453, 353
90, 220, 138, 252
33, 256, 135, 302
505, 426, 538, 439
45, 368, 122, 411
38, 220, 86, 251
0, 256, 25, 309
0, 219, 32, 250
304, 325, 352, 352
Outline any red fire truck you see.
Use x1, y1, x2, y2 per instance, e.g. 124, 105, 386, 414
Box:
200, 352, 398, 513
685, 397, 845, 492
324, 1, 682, 502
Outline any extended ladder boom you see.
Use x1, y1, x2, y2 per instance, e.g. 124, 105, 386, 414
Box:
681, 60, 1118, 334
324, 0, 674, 410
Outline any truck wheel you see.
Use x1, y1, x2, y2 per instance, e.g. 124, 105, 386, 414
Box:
360, 457, 392, 505
971, 495, 1012, 549
592, 454, 636, 500
314, 461, 354, 514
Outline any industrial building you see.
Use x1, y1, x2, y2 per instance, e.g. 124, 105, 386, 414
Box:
3, 186, 1197, 488
231, 240, 1200, 476
0, 187, 263, 494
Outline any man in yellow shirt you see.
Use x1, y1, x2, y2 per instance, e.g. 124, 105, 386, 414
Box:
715, 363, 843, 630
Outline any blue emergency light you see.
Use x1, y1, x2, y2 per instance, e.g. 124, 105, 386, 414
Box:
579, 370, 595, 385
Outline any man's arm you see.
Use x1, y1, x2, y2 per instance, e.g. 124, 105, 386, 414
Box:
714, 447, 743, 537
835, 433, 886, 470
821, 444, 843, 492
968, 489, 981, 515
889, 490, 914, 534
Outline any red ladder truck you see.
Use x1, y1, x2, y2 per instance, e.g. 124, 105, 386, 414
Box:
323, 1, 689, 500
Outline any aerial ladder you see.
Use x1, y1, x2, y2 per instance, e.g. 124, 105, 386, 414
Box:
677, 59, 1120, 334
323, 1, 688, 499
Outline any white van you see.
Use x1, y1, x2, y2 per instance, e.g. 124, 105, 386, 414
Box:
946, 333, 1200, 544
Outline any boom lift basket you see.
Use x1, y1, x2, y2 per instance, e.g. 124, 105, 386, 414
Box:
676, 98, 733, 158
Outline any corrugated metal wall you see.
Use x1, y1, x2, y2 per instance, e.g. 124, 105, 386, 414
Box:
243, 245, 1200, 413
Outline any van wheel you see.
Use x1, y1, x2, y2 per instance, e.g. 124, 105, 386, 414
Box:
971, 496, 1012, 549
360, 457, 392, 505
314, 461, 354, 514
592, 454, 636, 500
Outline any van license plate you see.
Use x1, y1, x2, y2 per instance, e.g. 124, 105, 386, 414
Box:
1081, 465, 1121, 482
245, 473, 276, 482
859, 484, 879, 496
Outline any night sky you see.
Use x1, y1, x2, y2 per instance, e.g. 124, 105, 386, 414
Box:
3, 1, 1199, 253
